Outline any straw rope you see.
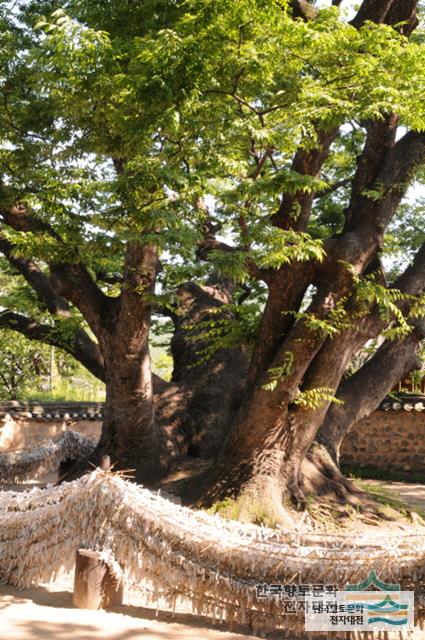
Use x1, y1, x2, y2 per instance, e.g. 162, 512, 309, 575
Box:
1, 469, 425, 637
0, 430, 96, 483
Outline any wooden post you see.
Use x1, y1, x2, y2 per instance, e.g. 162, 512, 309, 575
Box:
100, 454, 111, 471
73, 548, 124, 609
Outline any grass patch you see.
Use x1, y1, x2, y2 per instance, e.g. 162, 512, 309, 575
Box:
207, 496, 279, 527
208, 497, 242, 521
356, 480, 425, 520
342, 464, 425, 485
24, 377, 105, 403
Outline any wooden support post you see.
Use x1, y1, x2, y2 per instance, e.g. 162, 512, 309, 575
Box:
100, 454, 111, 471
73, 548, 124, 610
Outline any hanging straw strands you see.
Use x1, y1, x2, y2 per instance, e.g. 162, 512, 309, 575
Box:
0, 430, 95, 483
1, 469, 425, 637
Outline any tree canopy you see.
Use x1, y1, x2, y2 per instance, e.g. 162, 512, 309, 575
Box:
1, 0, 425, 522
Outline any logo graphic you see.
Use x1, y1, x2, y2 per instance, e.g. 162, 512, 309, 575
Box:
346, 570, 399, 591
345, 571, 408, 627
305, 571, 414, 633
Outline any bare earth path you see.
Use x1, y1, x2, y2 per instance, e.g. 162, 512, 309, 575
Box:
0, 576, 261, 640
363, 479, 425, 514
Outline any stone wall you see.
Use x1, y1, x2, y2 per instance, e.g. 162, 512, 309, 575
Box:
2, 400, 425, 475
341, 408, 425, 473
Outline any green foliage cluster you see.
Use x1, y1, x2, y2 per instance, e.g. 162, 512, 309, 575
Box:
0, 0, 425, 400
0, 331, 48, 400
262, 352, 294, 391
2, 0, 425, 287
0, 329, 104, 401
293, 386, 343, 410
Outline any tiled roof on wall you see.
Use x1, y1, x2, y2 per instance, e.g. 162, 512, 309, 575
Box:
380, 394, 425, 412
0, 401, 104, 422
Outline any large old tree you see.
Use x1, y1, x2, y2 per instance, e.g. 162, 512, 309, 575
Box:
1, 0, 425, 523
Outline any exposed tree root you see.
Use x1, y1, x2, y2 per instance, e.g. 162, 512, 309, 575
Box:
302, 442, 365, 505
56, 438, 418, 531
207, 477, 296, 529
160, 442, 418, 529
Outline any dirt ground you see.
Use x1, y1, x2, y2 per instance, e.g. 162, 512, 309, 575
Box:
364, 479, 425, 513
2, 572, 425, 640
0, 576, 263, 640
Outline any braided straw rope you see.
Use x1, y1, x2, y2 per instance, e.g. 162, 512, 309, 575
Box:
0, 430, 96, 483
1, 469, 425, 637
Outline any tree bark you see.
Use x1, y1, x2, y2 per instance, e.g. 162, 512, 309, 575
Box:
169, 280, 249, 458
97, 332, 168, 483
315, 242, 425, 463
91, 241, 170, 483
317, 321, 425, 463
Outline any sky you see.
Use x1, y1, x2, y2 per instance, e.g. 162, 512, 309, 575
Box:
315, 0, 356, 19
315, 0, 425, 209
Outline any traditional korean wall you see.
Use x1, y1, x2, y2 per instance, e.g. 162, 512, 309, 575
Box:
0, 402, 102, 451
341, 400, 425, 473
2, 399, 425, 475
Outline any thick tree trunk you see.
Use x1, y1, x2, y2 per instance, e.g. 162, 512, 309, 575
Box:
182, 277, 425, 523
184, 360, 313, 524
170, 280, 248, 458
189, 411, 298, 528
64, 337, 171, 484
316, 321, 425, 464
58, 242, 174, 485
96, 333, 169, 484
92, 242, 170, 484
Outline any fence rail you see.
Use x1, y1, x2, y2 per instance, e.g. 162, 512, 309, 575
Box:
1, 469, 425, 637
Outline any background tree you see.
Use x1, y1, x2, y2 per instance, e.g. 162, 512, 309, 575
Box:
0, 0, 425, 523
0, 330, 48, 399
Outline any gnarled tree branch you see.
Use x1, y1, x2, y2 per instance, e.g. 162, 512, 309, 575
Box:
1, 204, 116, 337
0, 310, 105, 381
316, 319, 425, 462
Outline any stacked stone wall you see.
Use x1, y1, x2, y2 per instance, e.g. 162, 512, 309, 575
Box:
341, 409, 425, 472
2, 400, 425, 474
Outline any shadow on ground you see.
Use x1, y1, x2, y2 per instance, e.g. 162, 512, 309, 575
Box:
0, 582, 260, 640
13, 620, 174, 640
